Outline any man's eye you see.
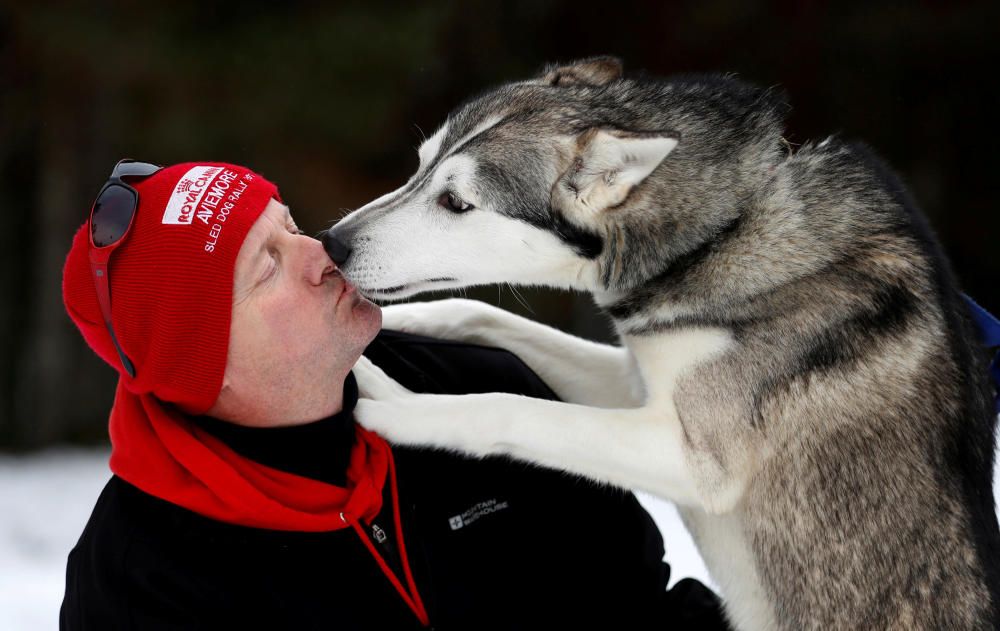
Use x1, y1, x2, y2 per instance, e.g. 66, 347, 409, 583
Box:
262, 250, 278, 278
438, 191, 475, 214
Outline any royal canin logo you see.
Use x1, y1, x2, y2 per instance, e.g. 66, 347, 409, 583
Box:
162, 166, 223, 225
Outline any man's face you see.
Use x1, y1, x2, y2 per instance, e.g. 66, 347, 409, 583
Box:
209, 198, 381, 426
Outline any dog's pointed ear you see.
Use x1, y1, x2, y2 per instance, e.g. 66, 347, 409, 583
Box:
554, 128, 678, 212
540, 56, 623, 87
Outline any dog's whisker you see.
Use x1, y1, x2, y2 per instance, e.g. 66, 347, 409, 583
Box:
508, 283, 534, 315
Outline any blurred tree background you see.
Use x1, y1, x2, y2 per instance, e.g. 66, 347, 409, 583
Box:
1, 1, 997, 450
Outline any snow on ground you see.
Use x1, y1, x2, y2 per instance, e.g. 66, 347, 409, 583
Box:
0, 449, 113, 631
2, 445, 998, 631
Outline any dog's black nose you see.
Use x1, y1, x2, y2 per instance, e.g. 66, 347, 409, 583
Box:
322, 230, 352, 266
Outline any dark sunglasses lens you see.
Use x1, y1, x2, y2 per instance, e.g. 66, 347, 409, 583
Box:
113, 160, 161, 178
91, 184, 137, 247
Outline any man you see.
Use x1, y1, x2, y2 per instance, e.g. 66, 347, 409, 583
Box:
60, 160, 727, 629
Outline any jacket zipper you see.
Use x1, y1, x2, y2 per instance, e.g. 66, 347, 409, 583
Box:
369, 521, 402, 575
344, 450, 430, 627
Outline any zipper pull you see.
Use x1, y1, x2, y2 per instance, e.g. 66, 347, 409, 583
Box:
369, 520, 401, 571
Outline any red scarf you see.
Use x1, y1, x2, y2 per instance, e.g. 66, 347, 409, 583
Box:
107, 381, 429, 625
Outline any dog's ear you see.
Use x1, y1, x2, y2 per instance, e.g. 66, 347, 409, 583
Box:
539, 56, 623, 87
553, 128, 678, 213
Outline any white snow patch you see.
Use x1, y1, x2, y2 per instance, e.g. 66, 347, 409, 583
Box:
0, 448, 112, 631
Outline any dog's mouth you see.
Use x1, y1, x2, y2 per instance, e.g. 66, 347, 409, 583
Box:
358, 277, 459, 302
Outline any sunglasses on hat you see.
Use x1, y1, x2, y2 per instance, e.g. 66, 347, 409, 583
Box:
88, 159, 162, 378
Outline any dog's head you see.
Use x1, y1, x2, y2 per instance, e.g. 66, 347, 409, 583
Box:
325, 57, 785, 300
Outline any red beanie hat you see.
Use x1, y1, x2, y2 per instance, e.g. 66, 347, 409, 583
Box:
63, 162, 278, 414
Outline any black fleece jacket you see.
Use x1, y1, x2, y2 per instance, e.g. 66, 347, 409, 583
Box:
60, 330, 728, 630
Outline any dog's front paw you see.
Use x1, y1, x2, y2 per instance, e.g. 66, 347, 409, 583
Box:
353, 398, 421, 445
352, 355, 412, 401
354, 396, 500, 455
352, 356, 428, 445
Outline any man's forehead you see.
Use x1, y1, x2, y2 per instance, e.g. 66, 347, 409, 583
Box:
252, 200, 290, 235
267, 200, 292, 222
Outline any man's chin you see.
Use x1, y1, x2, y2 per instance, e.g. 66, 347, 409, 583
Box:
353, 297, 382, 339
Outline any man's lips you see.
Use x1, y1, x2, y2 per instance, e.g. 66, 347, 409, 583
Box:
332, 272, 356, 306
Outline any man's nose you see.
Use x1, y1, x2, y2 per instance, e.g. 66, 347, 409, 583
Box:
321, 229, 351, 266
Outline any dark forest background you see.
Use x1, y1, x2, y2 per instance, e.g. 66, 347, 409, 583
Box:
1, 1, 997, 450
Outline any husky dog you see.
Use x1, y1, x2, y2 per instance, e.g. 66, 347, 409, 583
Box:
325, 58, 1000, 630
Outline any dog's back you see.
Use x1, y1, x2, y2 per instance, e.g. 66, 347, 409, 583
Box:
541, 73, 1000, 627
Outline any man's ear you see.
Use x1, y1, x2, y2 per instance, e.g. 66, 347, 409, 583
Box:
554, 128, 679, 213
539, 56, 623, 87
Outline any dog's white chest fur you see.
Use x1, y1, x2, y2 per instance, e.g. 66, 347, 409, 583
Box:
620, 326, 733, 406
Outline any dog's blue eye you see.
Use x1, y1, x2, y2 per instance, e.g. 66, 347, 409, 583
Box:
439, 191, 474, 214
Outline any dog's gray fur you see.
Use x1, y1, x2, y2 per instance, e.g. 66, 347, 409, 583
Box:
330, 58, 1000, 629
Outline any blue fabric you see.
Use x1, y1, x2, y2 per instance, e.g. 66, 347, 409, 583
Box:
963, 294, 1000, 414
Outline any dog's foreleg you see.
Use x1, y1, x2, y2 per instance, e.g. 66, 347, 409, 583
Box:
381, 298, 642, 407
353, 356, 701, 506
360, 394, 701, 505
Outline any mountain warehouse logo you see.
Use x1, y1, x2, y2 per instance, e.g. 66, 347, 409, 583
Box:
162, 165, 224, 225
448, 498, 509, 531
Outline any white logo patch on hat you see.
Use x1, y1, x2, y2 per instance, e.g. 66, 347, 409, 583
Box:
162, 166, 224, 225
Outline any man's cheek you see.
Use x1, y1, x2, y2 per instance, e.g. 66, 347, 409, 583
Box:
252, 303, 296, 348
